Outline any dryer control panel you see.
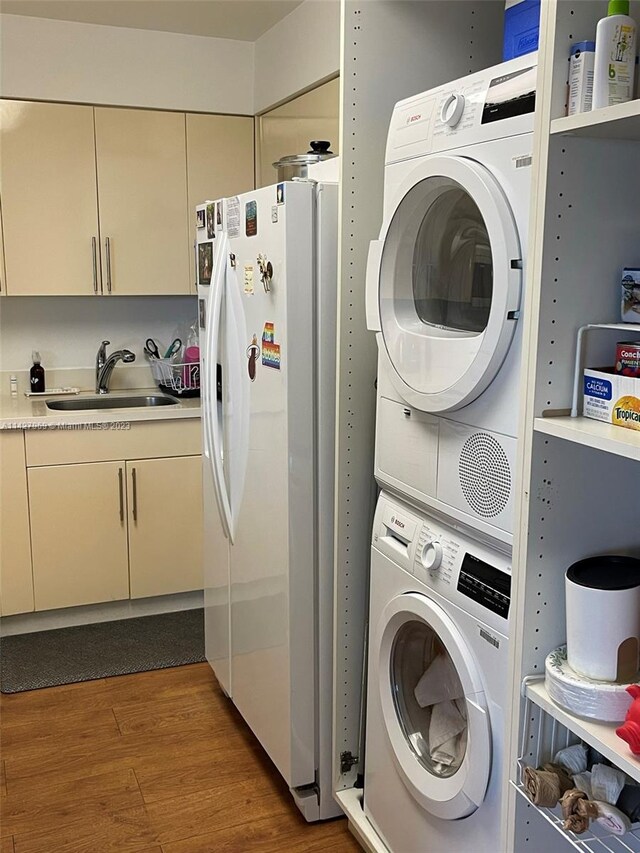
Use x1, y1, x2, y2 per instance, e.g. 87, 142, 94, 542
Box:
385, 52, 537, 166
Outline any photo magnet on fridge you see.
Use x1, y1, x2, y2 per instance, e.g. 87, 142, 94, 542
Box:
245, 200, 257, 237
216, 201, 223, 229
261, 322, 281, 370
196, 208, 205, 229
276, 183, 285, 205
198, 242, 213, 286
206, 203, 216, 239
246, 334, 260, 382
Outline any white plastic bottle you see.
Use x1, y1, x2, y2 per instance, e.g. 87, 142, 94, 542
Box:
593, 0, 637, 109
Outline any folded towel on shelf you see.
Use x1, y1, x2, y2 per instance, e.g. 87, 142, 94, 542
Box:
560, 788, 590, 834
523, 766, 564, 807
414, 653, 464, 709
576, 798, 599, 819
553, 743, 589, 775
573, 770, 593, 799
429, 699, 467, 769
523, 763, 573, 808
591, 763, 627, 805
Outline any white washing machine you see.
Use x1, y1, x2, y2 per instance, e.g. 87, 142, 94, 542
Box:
365, 492, 511, 853
366, 55, 537, 540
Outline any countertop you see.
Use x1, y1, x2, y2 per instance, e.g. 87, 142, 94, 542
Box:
0, 389, 201, 430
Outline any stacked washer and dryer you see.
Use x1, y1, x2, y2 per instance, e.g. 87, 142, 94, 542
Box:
363, 54, 537, 852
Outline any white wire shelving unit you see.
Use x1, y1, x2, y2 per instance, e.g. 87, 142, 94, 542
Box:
516, 679, 640, 852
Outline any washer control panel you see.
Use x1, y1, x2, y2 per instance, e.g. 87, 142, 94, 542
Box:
415, 524, 459, 587
372, 493, 512, 629
420, 538, 443, 572
457, 553, 511, 619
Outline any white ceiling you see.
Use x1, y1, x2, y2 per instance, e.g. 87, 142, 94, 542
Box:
0, 0, 305, 40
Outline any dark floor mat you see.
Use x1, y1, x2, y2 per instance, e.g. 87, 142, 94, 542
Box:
0, 608, 206, 693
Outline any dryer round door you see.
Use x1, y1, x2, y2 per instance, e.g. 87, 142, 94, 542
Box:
377, 155, 522, 413
377, 592, 491, 819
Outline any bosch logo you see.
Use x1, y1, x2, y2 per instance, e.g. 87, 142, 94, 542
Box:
407, 114, 422, 124
393, 518, 405, 529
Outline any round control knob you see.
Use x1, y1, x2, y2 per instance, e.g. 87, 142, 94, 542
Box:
440, 93, 465, 128
421, 540, 443, 573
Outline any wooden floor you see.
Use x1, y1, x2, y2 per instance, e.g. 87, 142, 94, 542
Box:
0, 663, 362, 853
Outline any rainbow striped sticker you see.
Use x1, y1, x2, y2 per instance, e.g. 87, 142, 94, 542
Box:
261, 322, 281, 370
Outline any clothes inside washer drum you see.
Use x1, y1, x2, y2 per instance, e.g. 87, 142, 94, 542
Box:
429, 699, 467, 769
413, 653, 467, 773
414, 652, 464, 708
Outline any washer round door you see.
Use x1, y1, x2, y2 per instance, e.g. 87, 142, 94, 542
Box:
374, 155, 522, 413
377, 592, 491, 819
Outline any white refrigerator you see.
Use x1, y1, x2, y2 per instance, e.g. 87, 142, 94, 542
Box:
196, 180, 340, 821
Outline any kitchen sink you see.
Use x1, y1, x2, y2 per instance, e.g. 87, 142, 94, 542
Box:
46, 394, 178, 411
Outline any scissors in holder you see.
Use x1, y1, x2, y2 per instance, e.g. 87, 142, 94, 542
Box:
144, 338, 182, 360
144, 338, 162, 359
163, 338, 182, 359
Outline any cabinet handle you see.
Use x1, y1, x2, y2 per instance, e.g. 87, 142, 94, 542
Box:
118, 467, 124, 522
92, 236, 98, 294
105, 237, 112, 293
132, 467, 138, 521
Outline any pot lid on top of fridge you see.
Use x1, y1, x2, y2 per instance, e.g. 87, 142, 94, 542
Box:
272, 140, 335, 169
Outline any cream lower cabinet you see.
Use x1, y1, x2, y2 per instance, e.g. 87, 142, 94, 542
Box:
28, 461, 130, 611
0, 431, 34, 615
126, 455, 202, 598
16, 420, 202, 614
27, 455, 203, 610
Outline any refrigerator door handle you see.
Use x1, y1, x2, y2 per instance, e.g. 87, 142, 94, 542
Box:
222, 267, 250, 542
205, 234, 233, 542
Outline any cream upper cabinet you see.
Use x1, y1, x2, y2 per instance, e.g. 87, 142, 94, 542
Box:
127, 455, 203, 598
186, 113, 254, 288
0, 197, 6, 294
94, 108, 190, 295
0, 101, 100, 296
0, 431, 34, 615
28, 461, 130, 611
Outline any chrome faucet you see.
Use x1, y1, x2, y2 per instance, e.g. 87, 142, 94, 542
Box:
95, 340, 136, 394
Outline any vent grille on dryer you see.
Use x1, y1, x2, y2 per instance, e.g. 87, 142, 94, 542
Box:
459, 432, 511, 518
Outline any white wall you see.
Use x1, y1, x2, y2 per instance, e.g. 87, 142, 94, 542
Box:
254, 0, 340, 113
0, 13, 254, 114
0, 296, 197, 372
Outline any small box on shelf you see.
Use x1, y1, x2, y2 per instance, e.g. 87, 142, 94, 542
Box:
584, 366, 640, 432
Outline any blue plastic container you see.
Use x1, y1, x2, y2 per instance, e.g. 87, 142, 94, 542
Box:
503, 0, 541, 60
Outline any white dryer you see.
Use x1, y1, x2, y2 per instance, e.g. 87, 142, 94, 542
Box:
366, 55, 537, 540
365, 492, 511, 853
